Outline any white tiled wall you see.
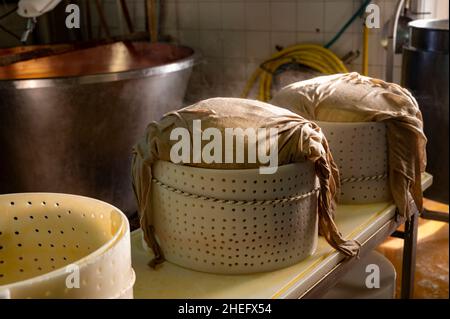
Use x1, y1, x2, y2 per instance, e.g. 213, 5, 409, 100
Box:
135, 0, 448, 101
160, 0, 404, 102
1, 0, 448, 102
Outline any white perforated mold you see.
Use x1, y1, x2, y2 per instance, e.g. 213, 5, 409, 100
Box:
0, 193, 135, 299
150, 160, 320, 274
316, 121, 391, 204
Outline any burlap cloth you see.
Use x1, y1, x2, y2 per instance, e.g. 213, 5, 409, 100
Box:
272, 72, 427, 220
132, 98, 360, 267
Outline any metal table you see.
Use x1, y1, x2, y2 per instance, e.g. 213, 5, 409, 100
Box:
130, 173, 433, 299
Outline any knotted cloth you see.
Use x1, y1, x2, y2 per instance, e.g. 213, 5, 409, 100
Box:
272, 72, 427, 220
132, 97, 360, 267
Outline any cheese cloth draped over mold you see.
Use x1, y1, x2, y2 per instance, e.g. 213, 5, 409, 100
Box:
271, 72, 427, 219
132, 97, 360, 267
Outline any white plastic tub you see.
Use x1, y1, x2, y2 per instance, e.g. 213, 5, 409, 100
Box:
149, 160, 320, 274
0, 193, 134, 299
317, 121, 391, 204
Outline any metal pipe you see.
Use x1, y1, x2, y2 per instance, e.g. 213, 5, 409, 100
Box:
85, 0, 93, 40
386, 0, 405, 82
95, 0, 111, 39
119, 0, 134, 34
362, 25, 369, 75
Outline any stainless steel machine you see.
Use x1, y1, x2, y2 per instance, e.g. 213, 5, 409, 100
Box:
402, 19, 449, 203
0, 42, 197, 215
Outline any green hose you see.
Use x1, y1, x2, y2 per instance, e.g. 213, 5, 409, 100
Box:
324, 0, 372, 49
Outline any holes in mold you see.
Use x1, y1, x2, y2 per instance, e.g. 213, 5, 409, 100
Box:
157, 165, 319, 270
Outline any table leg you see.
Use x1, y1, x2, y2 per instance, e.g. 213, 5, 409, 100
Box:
421, 209, 449, 223
400, 209, 419, 299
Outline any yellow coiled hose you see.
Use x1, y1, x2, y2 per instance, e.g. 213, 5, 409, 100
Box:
242, 44, 349, 102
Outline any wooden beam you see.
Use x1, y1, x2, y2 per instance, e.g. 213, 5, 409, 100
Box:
146, 0, 158, 42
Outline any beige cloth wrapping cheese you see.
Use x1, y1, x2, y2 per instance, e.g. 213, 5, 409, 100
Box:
271, 72, 427, 219
132, 97, 360, 267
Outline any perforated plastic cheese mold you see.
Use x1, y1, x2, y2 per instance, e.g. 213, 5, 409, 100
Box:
0, 193, 135, 299
316, 121, 391, 204
149, 160, 320, 274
